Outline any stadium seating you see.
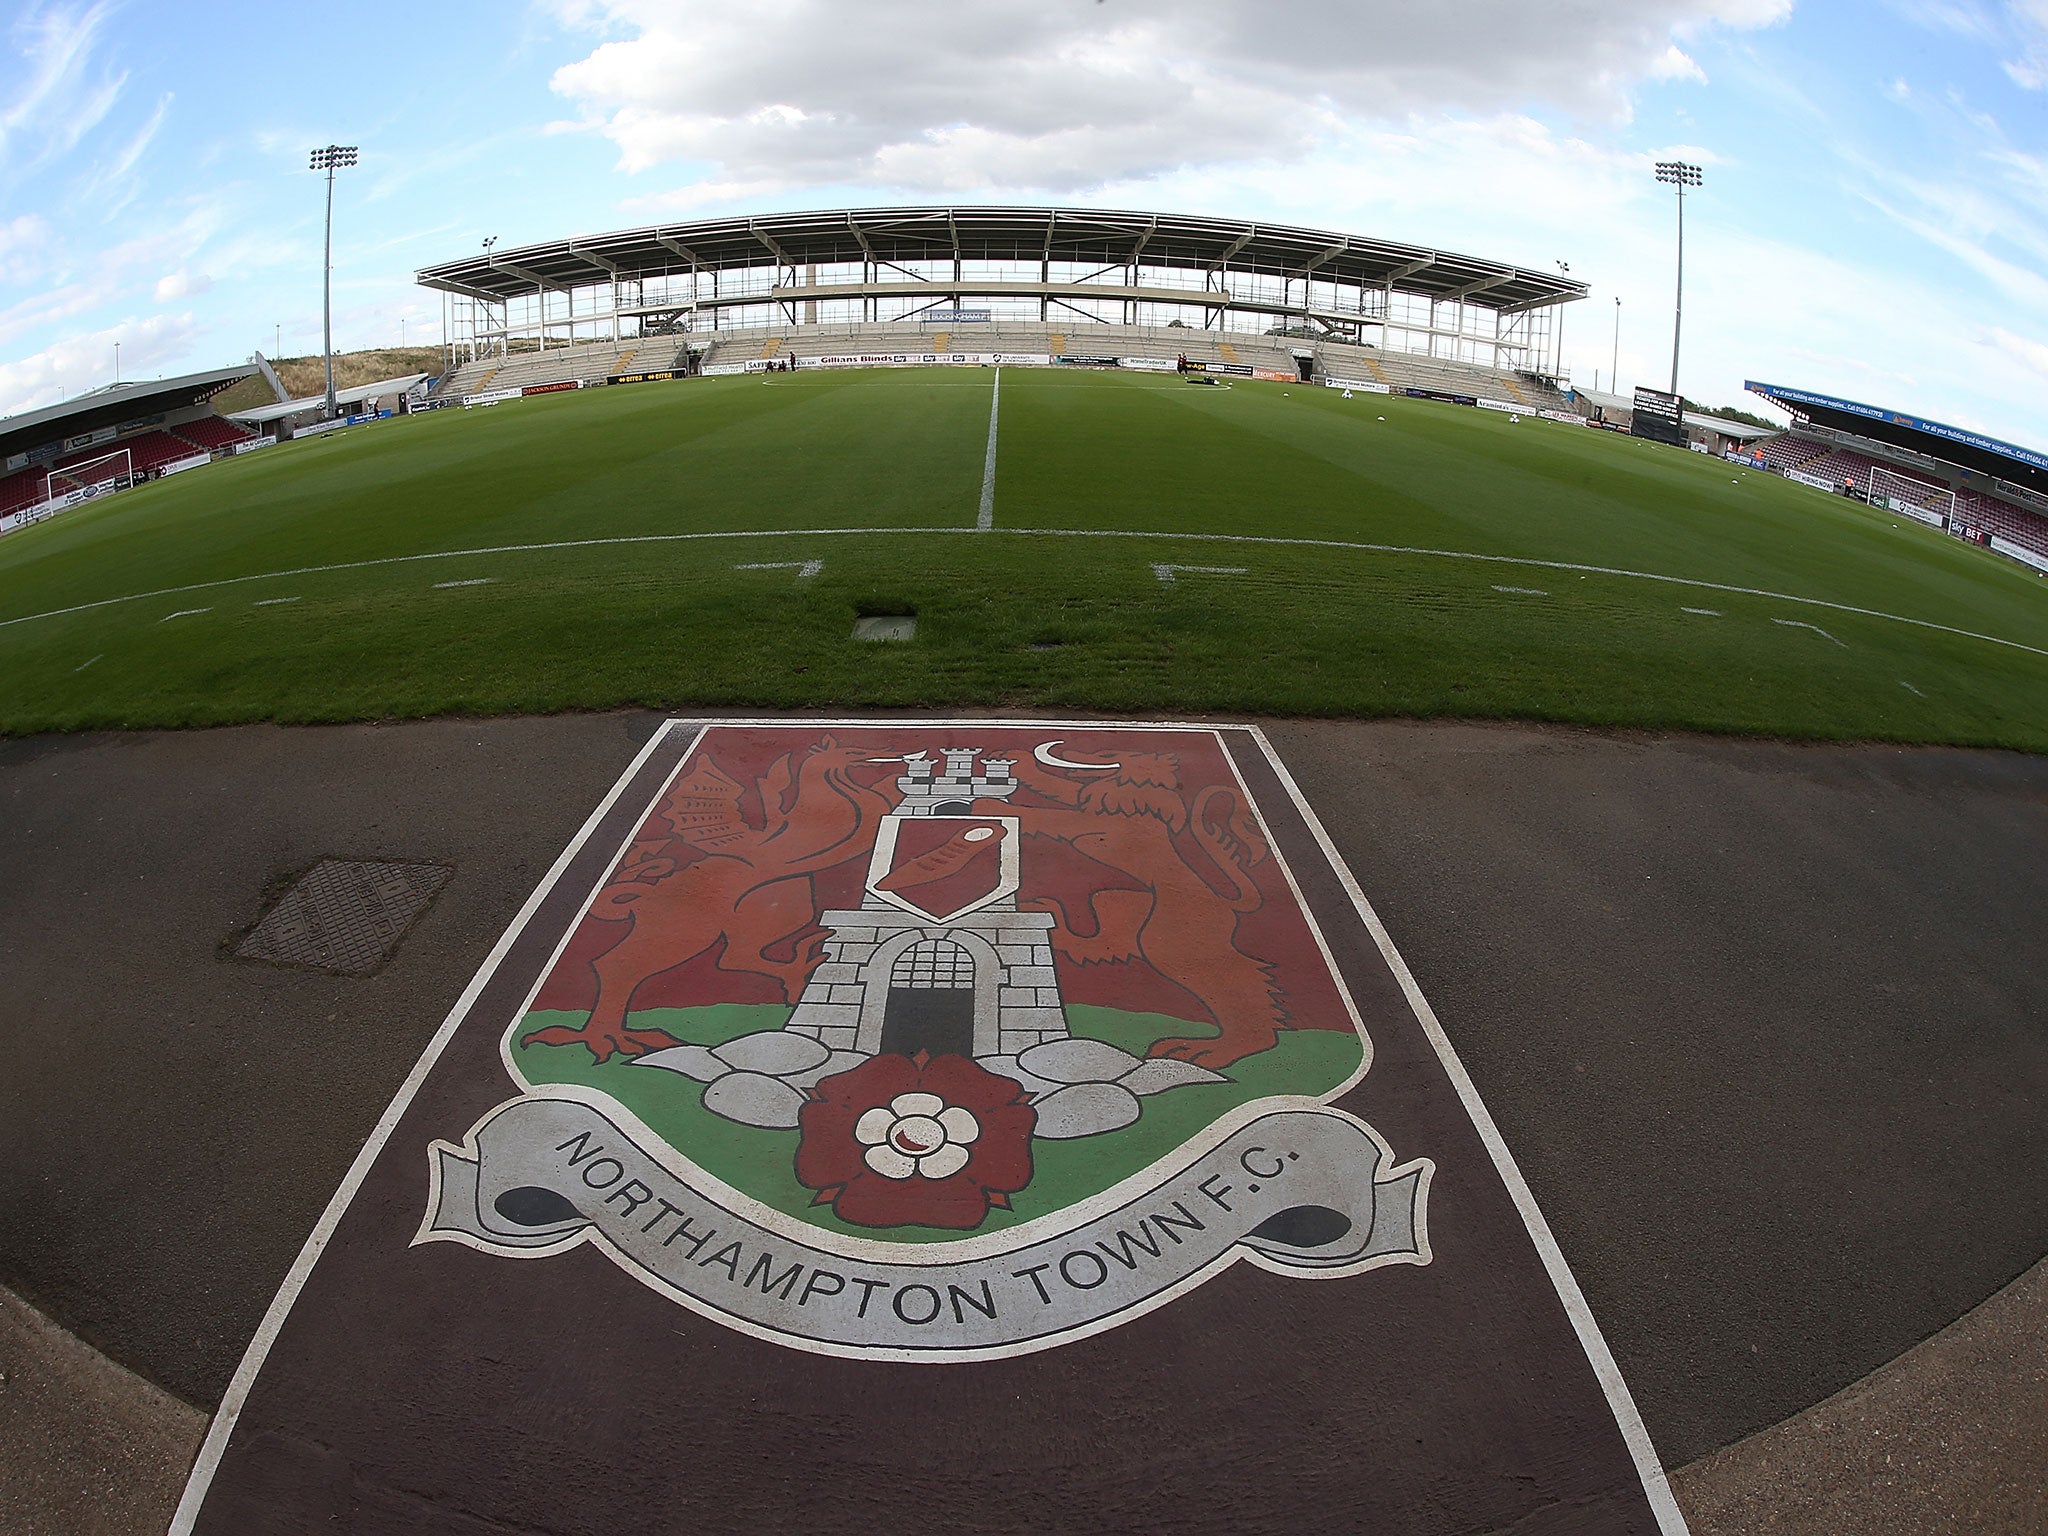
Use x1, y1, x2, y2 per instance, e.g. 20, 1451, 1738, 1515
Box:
0, 421, 259, 523
173, 416, 257, 452
429, 318, 1565, 419
0, 466, 44, 516
1753, 430, 2048, 563
675, 321, 1567, 407
1755, 435, 1832, 475
1799, 447, 1876, 489
433, 338, 650, 399
1319, 341, 1573, 410
1956, 487, 2048, 559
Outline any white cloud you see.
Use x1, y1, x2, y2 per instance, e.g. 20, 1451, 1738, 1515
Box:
1989, 325, 2048, 379
0, 311, 201, 418
0, 2, 125, 170
1892, 0, 2048, 87
2005, 0, 2048, 85
549, 0, 1786, 192
99, 89, 169, 181
0, 211, 50, 283
1653, 45, 1710, 83
153, 268, 210, 301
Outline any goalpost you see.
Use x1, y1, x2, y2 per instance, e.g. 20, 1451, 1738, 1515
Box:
42, 446, 133, 504
1868, 464, 1955, 528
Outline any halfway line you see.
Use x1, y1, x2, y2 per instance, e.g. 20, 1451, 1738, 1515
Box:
977, 368, 1001, 531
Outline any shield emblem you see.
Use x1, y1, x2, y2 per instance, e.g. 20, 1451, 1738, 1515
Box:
423, 725, 1421, 1355
865, 813, 1017, 922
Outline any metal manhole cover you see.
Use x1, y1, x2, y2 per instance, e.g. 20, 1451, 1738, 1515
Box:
236, 859, 451, 974
852, 614, 916, 642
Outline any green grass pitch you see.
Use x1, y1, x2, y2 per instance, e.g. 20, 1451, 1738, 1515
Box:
1, 365, 2045, 749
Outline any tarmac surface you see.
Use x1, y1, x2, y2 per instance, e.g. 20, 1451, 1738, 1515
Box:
2, 712, 2045, 1526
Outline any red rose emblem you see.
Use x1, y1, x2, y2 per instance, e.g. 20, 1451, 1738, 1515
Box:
796, 1052, 1035, 1230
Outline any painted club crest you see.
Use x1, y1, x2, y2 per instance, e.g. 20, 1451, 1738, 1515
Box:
422, 725, 1432, 1358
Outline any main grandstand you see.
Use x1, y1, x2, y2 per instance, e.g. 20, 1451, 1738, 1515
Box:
416, 205, 1587, 408
1743, 381, 2048, 572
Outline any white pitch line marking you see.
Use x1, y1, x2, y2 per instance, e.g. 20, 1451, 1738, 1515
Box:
1492, 584, 1548, 596
167, 720, 696, 1535
1772, 617, 1848, 648
1682, 606, 1721, 616
734, 560, 823, 580
977, 368, 1001, 531
254, 596, 302, 606
432, 578, 493, 589
1900, 680, 1925, 696
159, 608, 211, 621
74, 654, 101, 672
4, 526, 2044, 665
1247, 726, 1692, 1536
1152, 563, 1247, 584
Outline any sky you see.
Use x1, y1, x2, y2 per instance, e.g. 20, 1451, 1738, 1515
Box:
1, 0, 2046, 445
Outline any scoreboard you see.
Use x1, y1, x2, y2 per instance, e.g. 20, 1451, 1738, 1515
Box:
1630, 386, 1686, 447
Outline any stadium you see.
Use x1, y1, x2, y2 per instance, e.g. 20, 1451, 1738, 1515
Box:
4, 198, 2048, 1536
0, 205, 2045, 753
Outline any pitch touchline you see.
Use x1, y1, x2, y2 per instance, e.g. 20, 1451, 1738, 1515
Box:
3, 524, 2045, 663
977, 368, 1000, 531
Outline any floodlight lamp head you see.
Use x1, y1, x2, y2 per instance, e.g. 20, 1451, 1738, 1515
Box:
309, 144, 359, 170
1654, 161, 1703, 186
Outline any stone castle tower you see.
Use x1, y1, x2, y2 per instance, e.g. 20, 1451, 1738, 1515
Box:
784, 748, 1070, 1062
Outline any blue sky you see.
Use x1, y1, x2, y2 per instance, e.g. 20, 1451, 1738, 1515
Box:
3, 0, 2045, 447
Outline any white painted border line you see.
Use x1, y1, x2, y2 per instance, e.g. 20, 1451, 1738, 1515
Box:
1772, 617, 1847, 648
1244, 724, 1691, 1536
733, 560, 822, 579
3, 525, 2045, 664
976, 368, 1001, 530
167, 719, 693, 1535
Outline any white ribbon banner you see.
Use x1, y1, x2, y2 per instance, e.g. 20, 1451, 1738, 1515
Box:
423, 1097, 1428, 1360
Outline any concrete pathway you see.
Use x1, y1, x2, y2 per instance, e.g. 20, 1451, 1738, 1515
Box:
1673, 1255, 2048, 1534
0, 1284, 203, 1536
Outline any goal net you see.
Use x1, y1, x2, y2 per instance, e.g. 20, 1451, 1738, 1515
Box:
44, 446, 134, 501
1869, 465, 1954, 527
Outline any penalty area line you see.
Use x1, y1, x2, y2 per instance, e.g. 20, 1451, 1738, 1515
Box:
2, 524, 2045, 666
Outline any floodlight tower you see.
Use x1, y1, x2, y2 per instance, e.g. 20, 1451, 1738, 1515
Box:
1554, 260, 1570, 380
309, 144, 359, 420
1611, 296, 1621, 394
1654, 160, 1702, 401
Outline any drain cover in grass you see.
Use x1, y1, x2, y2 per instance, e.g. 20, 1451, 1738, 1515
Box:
852, 615, 916, 642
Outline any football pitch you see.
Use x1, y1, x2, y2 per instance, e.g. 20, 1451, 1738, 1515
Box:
2, 365, 2045, 749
